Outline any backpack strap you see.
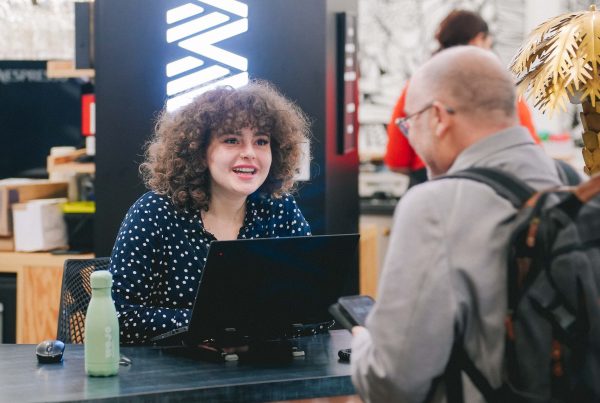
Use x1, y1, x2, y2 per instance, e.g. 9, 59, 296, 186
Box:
554, 159, 582, 186
439, 167, 536, 403
446, 341, 504, 403
442, 167, 535, 208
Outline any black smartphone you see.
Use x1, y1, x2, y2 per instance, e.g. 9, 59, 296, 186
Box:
328, 295, 375, 330
328, 303, 355, 330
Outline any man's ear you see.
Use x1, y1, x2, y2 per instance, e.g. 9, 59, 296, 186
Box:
432, 102, 452, 138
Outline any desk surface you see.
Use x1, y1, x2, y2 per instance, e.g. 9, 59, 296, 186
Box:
0, 330, 355, 403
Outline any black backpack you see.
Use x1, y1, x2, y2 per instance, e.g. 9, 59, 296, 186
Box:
442, 167, 600, 403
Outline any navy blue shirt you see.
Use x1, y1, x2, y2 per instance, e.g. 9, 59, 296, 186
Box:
108, 191, 311, 344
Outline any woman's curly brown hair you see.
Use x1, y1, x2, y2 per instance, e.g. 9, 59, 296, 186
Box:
140, 80, 311, 212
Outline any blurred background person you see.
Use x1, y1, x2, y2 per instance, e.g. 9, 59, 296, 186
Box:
384, 9, 540, 187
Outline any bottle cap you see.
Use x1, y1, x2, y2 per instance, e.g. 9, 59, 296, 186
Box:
90, 270, 113, 289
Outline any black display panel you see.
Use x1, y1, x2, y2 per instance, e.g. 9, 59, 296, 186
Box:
0, 61, 83, 179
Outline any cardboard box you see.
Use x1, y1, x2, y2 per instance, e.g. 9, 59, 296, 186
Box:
0, 179, 68, 236
12, 198, 68, 252
0, 236, 14, 251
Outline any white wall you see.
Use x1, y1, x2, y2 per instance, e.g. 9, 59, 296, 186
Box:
0, 0, 73, 60
357, 0, 591, 160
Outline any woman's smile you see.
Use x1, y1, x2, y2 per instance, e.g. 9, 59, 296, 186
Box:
207, 127, 272, 198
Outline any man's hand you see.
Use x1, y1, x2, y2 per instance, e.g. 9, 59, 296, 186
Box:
352, 325, 366, 336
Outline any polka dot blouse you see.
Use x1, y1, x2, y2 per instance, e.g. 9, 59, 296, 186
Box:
108, 191, 312, 345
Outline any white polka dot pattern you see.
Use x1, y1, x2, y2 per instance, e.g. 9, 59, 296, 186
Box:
108, 191, 311, 344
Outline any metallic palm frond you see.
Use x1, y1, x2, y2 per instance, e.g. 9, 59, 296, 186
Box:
510, 6, 600, 114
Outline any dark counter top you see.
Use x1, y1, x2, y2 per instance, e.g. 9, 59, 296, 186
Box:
0, 330, 354, 403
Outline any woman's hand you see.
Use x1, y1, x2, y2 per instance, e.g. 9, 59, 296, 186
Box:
197, 342, 249, 354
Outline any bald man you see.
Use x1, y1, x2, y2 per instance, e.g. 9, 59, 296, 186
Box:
351, 47, 563, 403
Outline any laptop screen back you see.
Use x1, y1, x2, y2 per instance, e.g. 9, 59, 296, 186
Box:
187, 234, 359, 342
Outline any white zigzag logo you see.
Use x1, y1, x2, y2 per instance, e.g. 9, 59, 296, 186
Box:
165, 0, 249, 111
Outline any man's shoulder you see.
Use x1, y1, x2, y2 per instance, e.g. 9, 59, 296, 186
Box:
408, 162, 561, 217
406, 176, 485, 197
401, 174, 513, 214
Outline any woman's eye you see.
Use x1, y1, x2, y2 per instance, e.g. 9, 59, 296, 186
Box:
223, 137, 238, 144
256, 138, 270, 146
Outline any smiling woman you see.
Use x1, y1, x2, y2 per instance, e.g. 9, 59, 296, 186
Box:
108, 81, 313, 345
142, 81, 310, 209
206, 128, 272, 204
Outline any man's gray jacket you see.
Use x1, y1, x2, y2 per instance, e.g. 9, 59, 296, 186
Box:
351, 126, 565, 403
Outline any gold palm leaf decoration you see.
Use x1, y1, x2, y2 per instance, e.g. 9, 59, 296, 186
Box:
510, 5, 600, 175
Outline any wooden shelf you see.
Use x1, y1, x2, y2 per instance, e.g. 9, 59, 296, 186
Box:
46, 60, 95, 79
47, 148, 95, 175
47, 162, 95, 174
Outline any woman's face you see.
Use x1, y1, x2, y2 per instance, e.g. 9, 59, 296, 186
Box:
206, 127, 272, 200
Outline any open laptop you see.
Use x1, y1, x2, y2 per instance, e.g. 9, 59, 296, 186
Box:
151, 233, 359, 346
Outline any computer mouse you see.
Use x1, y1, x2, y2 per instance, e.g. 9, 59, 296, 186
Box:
338, 348, 351, 362
36, 339, 65, 363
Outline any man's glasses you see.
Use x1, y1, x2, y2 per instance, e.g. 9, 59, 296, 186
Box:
394, 102, 456, 137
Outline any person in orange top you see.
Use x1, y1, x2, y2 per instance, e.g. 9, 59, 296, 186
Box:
384, 10, 541, 186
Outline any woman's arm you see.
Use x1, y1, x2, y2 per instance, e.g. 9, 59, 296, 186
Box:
108, 193, 192, 344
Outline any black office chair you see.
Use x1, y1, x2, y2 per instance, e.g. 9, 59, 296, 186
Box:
56, 257, 110, 344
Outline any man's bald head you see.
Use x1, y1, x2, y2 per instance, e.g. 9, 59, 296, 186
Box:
409, 46, 517, 124
405, 46, 520, 177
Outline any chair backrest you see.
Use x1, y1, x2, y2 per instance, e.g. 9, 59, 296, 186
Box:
56, 257, 110, 344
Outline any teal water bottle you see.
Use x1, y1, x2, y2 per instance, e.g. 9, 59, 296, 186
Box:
84, 270, 120, 376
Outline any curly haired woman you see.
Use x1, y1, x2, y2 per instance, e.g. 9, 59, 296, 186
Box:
108, 81, 312, 344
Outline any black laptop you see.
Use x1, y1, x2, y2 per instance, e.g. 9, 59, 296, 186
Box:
151, 233, 359, 346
